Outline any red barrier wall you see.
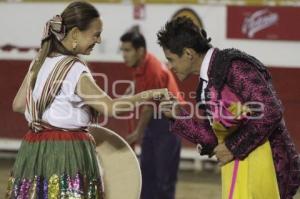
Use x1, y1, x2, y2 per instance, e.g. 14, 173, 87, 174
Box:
0, 60, 299, 150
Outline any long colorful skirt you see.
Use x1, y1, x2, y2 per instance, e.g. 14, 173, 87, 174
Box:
5, 130, 104, 199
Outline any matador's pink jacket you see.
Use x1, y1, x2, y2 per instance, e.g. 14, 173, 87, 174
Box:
170, 48, 300, 199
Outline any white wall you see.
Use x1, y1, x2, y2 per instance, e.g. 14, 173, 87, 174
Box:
0, 2, 299, 67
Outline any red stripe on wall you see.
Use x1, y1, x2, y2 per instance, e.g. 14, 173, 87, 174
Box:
0, 60, 299, 150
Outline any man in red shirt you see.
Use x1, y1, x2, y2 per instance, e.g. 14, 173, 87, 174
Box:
120, 30, 182, 199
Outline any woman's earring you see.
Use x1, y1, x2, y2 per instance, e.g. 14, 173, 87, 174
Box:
72, 40, 78, 51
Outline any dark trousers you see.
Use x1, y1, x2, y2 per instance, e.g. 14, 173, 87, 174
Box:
140, 117, 181, 199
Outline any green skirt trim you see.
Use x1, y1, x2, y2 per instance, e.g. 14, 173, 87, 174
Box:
6, 130, 104, 198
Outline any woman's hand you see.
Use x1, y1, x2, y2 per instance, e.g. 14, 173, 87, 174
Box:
144, 88, 170, 101
159, 94, 182, 119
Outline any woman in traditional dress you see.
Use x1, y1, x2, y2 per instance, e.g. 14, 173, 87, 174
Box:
6, 1, 168, 198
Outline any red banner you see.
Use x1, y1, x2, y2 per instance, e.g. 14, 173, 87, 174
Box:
227, 6, 300, 41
